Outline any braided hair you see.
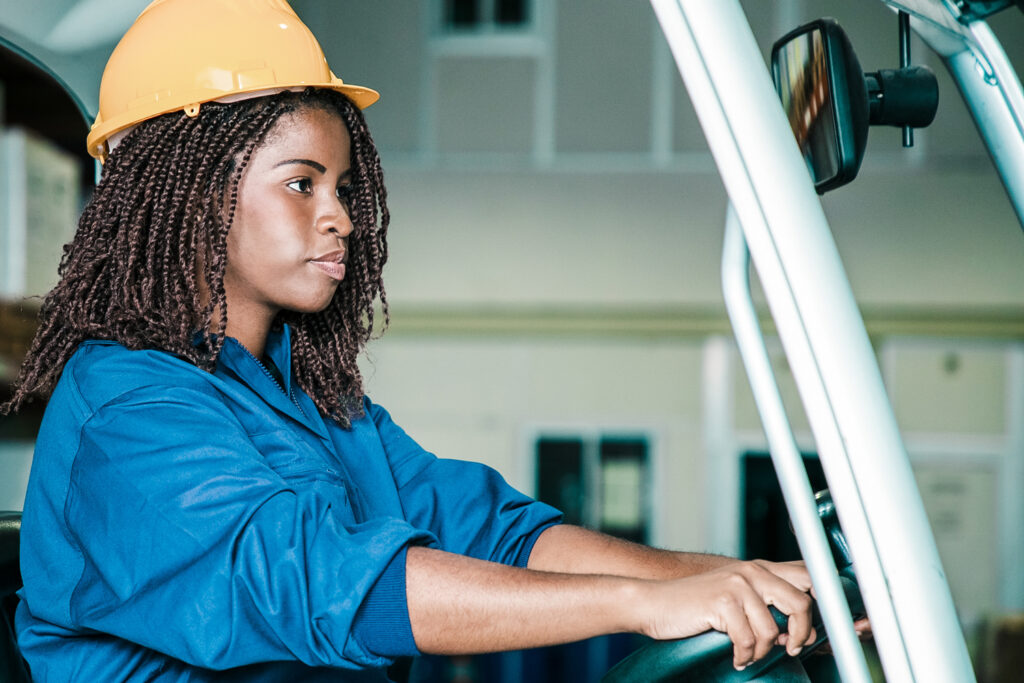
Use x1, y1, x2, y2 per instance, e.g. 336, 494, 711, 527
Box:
2, 88, 389, 427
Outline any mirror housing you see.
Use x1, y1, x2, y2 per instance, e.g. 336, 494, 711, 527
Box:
771, 18, 869, 194
771, 18, 939, 195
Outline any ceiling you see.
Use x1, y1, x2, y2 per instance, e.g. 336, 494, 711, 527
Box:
2, 0, 150, 53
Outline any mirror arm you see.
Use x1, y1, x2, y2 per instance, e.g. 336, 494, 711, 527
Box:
899, 11, 914, 146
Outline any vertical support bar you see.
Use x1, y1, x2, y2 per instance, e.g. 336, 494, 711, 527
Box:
722, 205, 871, 683
583, 435, 602, 533
942, 50, 1023, 215
650, 18, 675, 167
899, 11, 914, 147
650, 1, 976, 680
926, 21, 1024, 227
532, 0, 556, 166
419, 2, 438, 164
702, 336, 741, 557
1001, 344, 1024, 610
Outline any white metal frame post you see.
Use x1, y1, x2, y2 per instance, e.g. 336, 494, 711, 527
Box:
879, 1, 1024, 228
721, 206, 871, 683
933, 22, 1024, 226
650, 1, 976, 680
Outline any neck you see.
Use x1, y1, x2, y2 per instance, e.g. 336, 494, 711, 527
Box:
224, 305, 278, 359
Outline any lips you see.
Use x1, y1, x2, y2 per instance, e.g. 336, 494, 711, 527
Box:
311, 249, 346, 264
311, 249, 346, 281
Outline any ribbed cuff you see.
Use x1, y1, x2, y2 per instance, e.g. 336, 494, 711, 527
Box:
513, 521, 562, 568
351, 547, 419, 658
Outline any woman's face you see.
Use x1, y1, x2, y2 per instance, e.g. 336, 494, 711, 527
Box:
224, 106, 355, 326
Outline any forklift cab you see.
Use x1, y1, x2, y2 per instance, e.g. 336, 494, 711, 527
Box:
1, 0, 1023, 681
626, 0, 1023, 681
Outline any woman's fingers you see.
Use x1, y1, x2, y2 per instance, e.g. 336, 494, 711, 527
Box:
854, 617, 873, 640
714, 561, 815, 668
742, 562, 816, 649
741, 595, 782, 665
787, 616, 818, 654
715, 594, 759, 670
754, 559, 815, 593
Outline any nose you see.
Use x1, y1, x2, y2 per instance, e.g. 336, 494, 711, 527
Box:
315, 193, 354, 239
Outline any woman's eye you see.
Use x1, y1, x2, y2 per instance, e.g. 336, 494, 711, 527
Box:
337, 184, 354, 203
286, 178, 312, 193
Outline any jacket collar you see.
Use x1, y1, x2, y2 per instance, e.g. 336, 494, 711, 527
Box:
262, 323, 294, 395
214, 323, 292, 384
216, 324, 330, 442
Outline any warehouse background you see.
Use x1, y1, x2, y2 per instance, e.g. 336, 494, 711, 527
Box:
0, 1, 1022, 679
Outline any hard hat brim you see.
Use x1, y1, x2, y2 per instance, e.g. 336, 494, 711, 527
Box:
87, 79, 380, 163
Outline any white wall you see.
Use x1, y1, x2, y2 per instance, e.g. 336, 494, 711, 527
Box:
378, 163, 1024, 310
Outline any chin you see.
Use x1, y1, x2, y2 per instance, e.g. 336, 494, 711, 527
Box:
290, 300, 335, 315
285, 284, 341, 315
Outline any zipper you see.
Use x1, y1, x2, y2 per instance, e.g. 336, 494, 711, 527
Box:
237, 343, 308, 420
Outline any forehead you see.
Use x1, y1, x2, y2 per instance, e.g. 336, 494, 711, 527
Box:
256, 107, 351, 161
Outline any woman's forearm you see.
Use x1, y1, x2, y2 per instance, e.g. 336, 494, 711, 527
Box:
404, 543, 818, 671
527, 524, 737, 580
405, 545, 641, 654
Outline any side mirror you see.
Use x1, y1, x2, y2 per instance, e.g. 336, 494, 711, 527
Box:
771, 18, 870, 194
771, 17, 939, 195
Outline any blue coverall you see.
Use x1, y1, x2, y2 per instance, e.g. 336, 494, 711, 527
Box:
15, 324, 562, 681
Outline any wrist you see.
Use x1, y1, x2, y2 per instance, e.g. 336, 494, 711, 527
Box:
615, 577, 654, 636
671, 551, 738, 577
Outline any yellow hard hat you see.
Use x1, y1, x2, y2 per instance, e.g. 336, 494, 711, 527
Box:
87, 0, 379, 162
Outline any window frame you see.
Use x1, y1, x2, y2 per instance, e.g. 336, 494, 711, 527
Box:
529, 426, 658, 545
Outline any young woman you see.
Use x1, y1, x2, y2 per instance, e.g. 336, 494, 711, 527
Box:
3, 1, 819, 680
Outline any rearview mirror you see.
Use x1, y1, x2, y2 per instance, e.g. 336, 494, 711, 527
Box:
771, 18, 870, 194
771, 17, 939, 195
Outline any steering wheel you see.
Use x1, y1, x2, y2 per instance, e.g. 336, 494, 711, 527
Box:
602, 490, 865, 683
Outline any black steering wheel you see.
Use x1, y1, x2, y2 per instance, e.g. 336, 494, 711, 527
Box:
602, 491, 864, 683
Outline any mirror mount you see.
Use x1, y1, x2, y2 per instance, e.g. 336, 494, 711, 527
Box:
771, 17, 939, 195
865, 66, 939, 129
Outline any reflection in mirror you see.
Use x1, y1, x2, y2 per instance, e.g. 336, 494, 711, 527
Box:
773, 28, 840, 186
771, 18, 870, 195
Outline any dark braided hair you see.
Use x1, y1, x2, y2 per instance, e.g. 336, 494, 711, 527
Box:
1, 88, 389, 428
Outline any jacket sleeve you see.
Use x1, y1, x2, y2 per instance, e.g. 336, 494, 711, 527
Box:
65, 384, 436, 671
365, 399, 563, 567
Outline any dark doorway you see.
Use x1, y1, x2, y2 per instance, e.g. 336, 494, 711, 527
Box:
741, 451, 828, 562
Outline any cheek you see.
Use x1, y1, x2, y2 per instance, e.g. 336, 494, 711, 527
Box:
229, 206, 304, 268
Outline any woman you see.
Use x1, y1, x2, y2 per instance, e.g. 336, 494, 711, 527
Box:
3, 1, 818, 680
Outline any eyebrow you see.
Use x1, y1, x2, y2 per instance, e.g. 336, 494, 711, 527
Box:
273, 158, 327, 173
272, 160, 353, 181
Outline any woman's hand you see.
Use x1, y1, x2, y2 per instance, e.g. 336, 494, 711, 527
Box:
854, 617, 872, 640
633, 559, 817, 671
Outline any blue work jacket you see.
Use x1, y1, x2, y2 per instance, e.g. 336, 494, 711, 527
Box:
15, 325, 561, 681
